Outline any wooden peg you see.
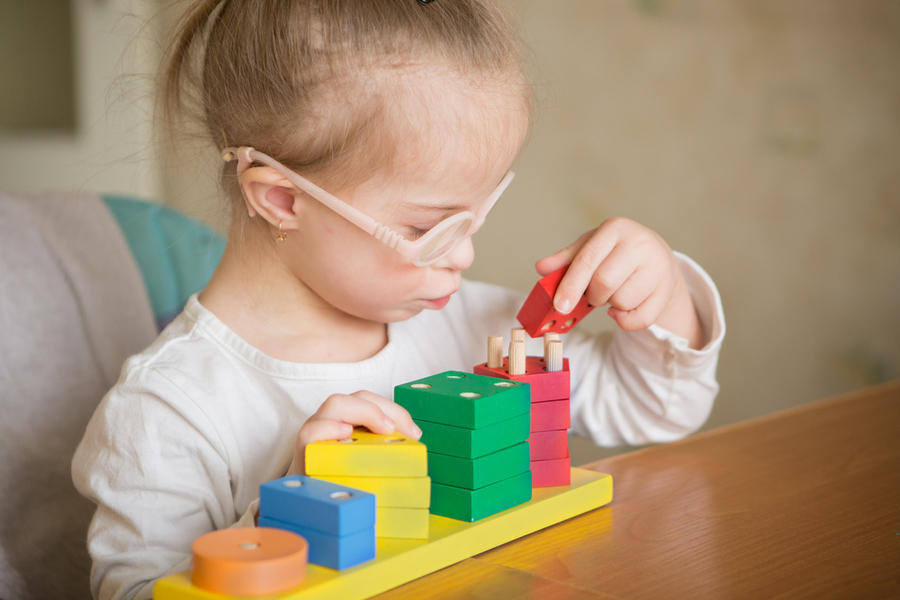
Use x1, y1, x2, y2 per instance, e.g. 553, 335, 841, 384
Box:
487, 335, 504, 369
511, 328, 527, 344
543, 332, 560, 363
545, 340, 563, 373
509, 340, 526, 376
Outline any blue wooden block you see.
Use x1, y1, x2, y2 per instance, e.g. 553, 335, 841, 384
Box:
257, 517, 376, 571
259, 475, 376, 536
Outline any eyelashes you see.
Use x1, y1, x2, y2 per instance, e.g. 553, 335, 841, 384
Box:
407, 226, 430, 240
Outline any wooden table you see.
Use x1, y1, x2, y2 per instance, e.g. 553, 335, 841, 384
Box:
375, 381, 900, 599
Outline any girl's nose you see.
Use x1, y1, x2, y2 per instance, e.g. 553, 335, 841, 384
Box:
435, 236, 475, 271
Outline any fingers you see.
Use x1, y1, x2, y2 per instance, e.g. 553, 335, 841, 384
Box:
553, 225, 619, 314
296, 418, 354, 448
288, 391, 423, 477
588, 256, 664, 330
608, 286, 670, 331
600, 231, 677, 330
351, 390, 422, 441
535, 217, 686, 337
314, 393, 400, 436
581, 243, 639, 308
310, 391, 422, 440
534, 229, 596, 277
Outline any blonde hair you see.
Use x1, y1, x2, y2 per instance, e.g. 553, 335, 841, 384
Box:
162, 0, 530, 215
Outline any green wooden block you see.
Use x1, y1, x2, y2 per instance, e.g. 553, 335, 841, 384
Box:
429, 442, 531, 490
417, 412, 530, 459
430, 471, 533, 522
394, 371, 530, 429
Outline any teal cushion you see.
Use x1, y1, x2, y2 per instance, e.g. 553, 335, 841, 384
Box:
102, 195, 225, 331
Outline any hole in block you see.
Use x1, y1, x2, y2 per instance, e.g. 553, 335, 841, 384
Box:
446, 374, 466, 379
330, 491, 352, 499
564, 318, 577, 328
541, 320, 556, 331
239, 542, 260, 550
338, 438, 358, 443
384, 437, 405, 443
493, 381, 515, 387
283, 480, 303, 488
459, 392, 481, 398
411, 383, 431, 389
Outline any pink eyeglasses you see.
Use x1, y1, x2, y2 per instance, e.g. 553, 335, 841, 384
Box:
223, 147, 514, 267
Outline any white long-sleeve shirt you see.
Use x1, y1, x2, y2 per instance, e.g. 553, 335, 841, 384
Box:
72, 253, 724, 600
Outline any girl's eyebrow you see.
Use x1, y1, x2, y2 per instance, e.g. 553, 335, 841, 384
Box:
400, 172, 510, 214
401, 202, 469, 213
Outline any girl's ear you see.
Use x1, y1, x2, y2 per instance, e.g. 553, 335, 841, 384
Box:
237, 166, 305, 231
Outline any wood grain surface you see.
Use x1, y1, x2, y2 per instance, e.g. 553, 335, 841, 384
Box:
375, 380, 900, 599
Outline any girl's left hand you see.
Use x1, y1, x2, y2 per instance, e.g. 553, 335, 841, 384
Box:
535, 217, 705, 349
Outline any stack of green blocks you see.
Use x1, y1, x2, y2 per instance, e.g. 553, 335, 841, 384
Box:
394, 371, 533, 521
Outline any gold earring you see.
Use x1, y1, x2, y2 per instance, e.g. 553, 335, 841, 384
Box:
276, 221, 288, 243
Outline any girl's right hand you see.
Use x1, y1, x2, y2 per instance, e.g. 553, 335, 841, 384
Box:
285, 390, 422, 476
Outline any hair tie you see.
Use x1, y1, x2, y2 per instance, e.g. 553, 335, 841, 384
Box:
417, 0, 436, 4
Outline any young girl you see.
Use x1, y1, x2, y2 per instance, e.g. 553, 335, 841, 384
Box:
73, 1, 724, 599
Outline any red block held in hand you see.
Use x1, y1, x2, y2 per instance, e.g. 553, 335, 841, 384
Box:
516, 266, 596, 338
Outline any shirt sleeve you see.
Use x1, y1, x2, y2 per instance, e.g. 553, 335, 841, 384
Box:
567, 251, 726, 446
72, 370, 237, 600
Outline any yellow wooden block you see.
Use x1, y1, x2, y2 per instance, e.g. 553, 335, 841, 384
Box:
376, 507, 429, 539
316, 475, 431, 508
154, 468, 613, 600
306, 429, 427, 477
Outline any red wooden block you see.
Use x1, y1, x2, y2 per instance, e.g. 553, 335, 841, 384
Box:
531, 399, 570, 432
528, 429, 569, 461
516, 266, 596, 338
473, 357, 570, 403
531, 456, 571, 488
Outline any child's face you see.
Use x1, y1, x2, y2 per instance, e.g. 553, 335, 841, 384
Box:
284, 72, 529, 324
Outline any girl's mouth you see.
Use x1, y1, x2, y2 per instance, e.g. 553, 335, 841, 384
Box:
422, 294, 452, 309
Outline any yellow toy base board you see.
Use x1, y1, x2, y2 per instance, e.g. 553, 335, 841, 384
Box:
155, 468, 612, 600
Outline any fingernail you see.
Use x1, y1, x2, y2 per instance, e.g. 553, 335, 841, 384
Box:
556, 297, 572, 314
383, 417, 396, 431
413, 424, 423, 440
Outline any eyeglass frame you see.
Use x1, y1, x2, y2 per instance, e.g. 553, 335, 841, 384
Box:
222, 147, 515, 267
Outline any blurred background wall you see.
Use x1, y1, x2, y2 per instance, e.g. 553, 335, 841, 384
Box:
1, 0, 898, 465
0, 0, 161, 199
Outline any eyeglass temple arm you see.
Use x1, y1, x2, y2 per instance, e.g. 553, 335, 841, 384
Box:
224, 147, 407, 250
475, 171, 515, 227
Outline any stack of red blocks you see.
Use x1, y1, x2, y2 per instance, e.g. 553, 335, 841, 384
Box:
474, 334, 572, 488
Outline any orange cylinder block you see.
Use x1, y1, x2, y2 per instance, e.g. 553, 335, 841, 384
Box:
191, 527, 308, 596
